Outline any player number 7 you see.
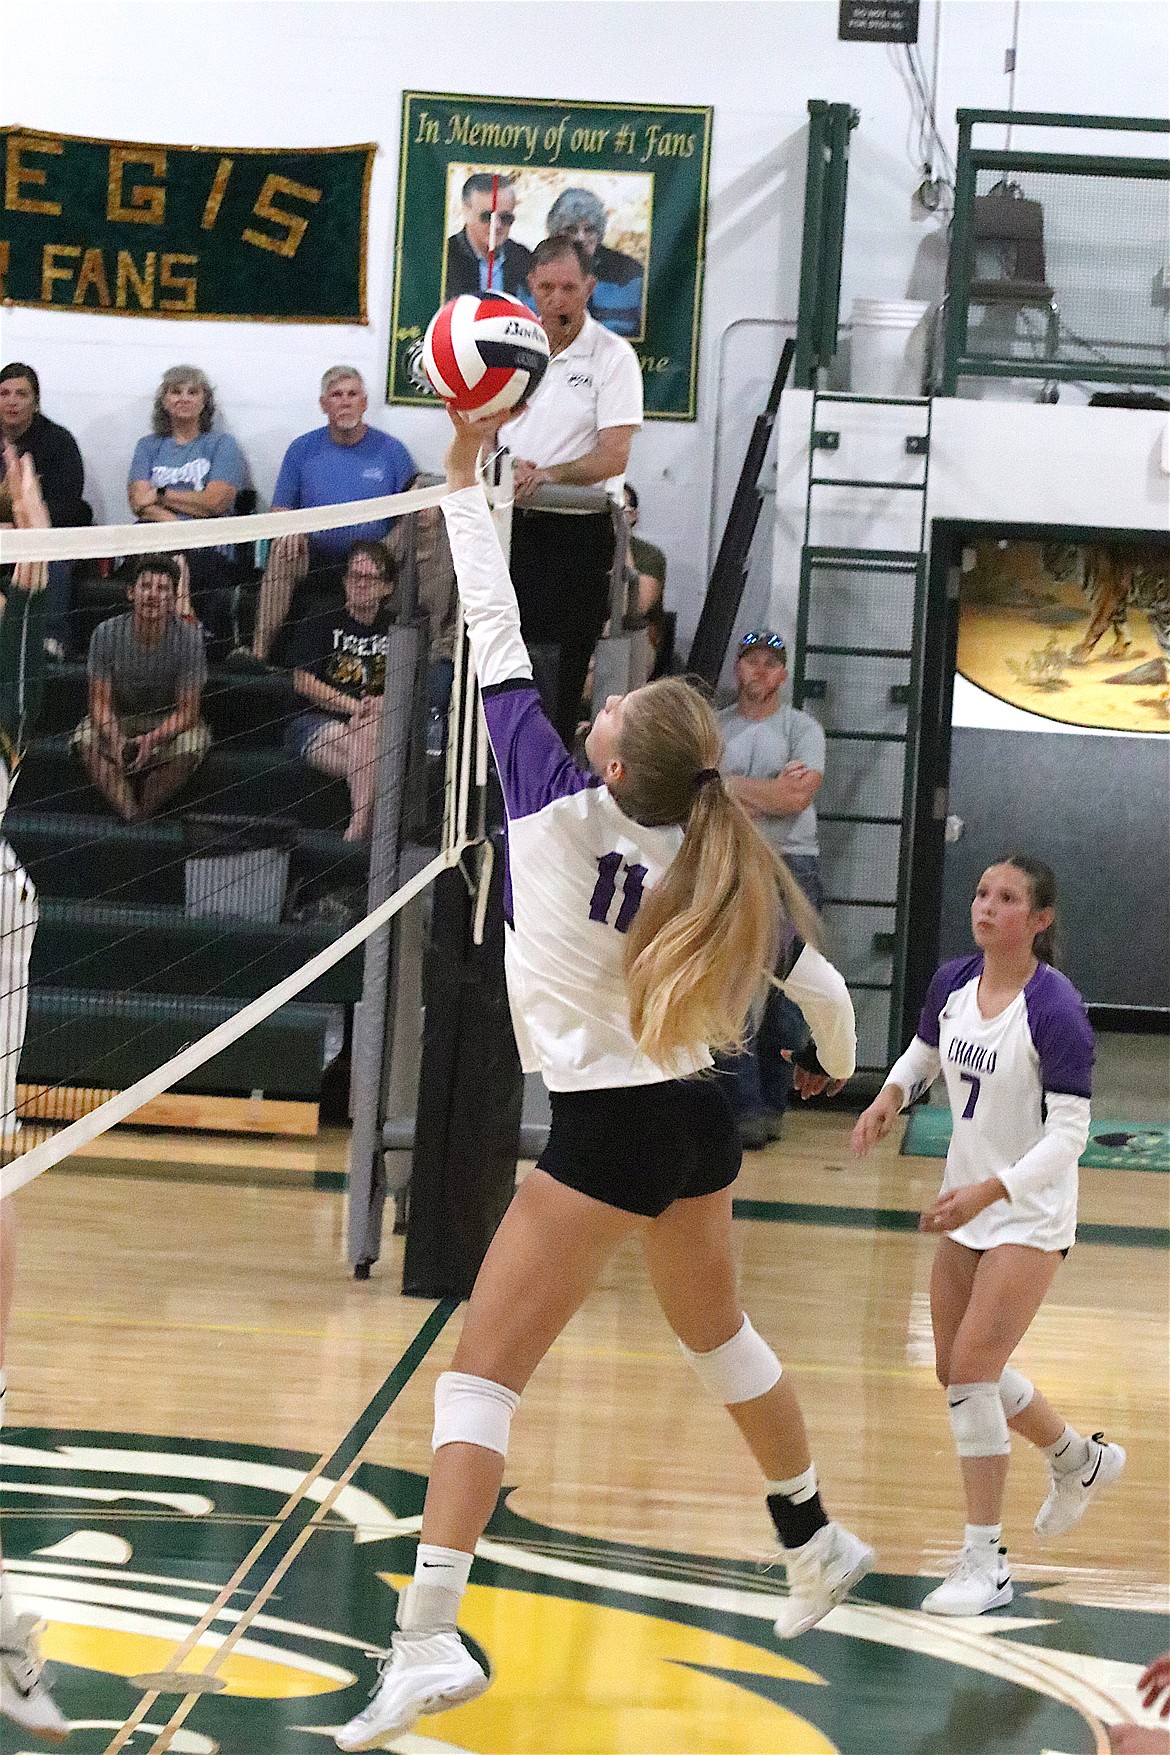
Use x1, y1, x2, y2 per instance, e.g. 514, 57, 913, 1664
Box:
958, 1071, 981, 1120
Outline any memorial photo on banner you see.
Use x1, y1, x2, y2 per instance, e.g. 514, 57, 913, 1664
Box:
391, 92, 712, 418
441, 164, 652, 341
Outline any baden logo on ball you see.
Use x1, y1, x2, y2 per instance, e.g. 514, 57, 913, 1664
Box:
422, 294, 550, 422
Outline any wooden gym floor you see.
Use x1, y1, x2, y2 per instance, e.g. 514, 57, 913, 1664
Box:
2, 1097, 1167, 1754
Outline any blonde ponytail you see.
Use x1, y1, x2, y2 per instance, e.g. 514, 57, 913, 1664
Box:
612, 678, 819, 1069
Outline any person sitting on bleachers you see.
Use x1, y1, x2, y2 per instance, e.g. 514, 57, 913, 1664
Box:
245, 367, 414, 667
72, 555, 211, 822
285, 540, 396, 842
127, 365, 248, 654
1, 361, 91, 660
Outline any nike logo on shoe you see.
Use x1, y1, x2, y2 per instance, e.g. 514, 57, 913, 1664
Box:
1081, 1450, 1103, 1489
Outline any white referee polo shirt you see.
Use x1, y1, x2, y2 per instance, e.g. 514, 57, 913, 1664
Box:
501, 314, 644, 495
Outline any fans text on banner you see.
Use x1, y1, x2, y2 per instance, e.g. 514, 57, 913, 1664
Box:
1, 127, 374, 323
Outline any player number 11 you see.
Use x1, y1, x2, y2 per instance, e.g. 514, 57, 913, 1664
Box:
589, 852, 647, 934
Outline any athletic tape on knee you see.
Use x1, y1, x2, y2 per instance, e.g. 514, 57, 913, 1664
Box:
432, 1371, 520, 1457
679, 1315, 782, 1405
947, 1381, 1011, 1457
998, 1366, 1034, 1421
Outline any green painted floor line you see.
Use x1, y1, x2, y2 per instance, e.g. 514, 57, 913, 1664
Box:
56, 1155, 352, 1193
732, 1198, 1169, 1249
239, 1296, 457, 1569
903, 1105, 1170, 1172
325, 1296, 458, 1479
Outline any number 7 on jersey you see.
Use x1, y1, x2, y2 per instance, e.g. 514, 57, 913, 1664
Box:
958, 1071, 981, 1119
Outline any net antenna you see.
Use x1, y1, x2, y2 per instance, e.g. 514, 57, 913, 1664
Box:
487, 171, 500, 291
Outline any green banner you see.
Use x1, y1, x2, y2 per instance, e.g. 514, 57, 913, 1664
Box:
389, 92, 712, 420
1, 127, 374, 323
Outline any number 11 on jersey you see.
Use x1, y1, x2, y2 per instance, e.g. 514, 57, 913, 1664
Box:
589, 852, 647, 934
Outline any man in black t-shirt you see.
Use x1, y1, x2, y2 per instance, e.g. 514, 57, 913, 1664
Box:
286, 540, 395, 841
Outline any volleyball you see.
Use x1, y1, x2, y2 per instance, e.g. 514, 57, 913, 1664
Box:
422, 293, 550, 421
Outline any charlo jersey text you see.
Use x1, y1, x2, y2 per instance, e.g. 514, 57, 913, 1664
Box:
440, 486, 855, 1093
890, 954, 1094, 1251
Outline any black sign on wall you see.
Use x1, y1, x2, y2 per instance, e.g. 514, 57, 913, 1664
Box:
838, 0, 920, 43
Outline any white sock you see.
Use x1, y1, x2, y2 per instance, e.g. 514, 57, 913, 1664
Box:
767, 1464, 818, 1503
1043, 1423, 1090, 1474
396, 1544, 473, 1634
963, 1522, 1002, 1554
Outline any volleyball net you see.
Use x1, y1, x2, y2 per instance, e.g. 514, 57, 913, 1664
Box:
0, 480, 493, 1199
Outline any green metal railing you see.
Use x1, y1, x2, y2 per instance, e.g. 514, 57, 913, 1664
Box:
940, 110, 1170, 395
794, 101, 859, 390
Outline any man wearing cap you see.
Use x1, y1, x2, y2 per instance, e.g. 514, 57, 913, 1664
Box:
718, 629, 827, 1148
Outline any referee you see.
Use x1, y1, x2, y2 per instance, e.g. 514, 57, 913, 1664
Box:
500, 234, 643, 746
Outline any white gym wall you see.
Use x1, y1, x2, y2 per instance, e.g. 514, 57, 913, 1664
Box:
5, 0, 1168, 646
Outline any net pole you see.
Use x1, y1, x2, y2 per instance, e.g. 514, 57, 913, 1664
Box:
346, 621, 423, 1272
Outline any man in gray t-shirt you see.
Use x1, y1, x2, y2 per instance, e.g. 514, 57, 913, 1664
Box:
717, 629, 827, 1146
72, 555, 211, 821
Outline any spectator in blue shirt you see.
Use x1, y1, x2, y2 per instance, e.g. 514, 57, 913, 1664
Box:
247, 367, 415, 666
128, 365, 249, 654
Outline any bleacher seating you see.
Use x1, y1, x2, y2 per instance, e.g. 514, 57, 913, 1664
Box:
8, 659, 372, 1107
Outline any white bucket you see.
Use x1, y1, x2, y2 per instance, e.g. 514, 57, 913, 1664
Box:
849, 298, 931, 395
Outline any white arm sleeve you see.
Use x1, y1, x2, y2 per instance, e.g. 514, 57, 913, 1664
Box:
997, 1092, 1090, 1205
777, 944, 856, 1081
440, 483, 533, 690
885, 1037, 942, 1108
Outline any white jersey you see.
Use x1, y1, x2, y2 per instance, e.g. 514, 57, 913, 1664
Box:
441, 486, 857, 1093
888, 955, 1094, 1251
499, 314, 643, 494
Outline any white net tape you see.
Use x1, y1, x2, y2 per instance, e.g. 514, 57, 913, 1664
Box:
0, 483, 450, 565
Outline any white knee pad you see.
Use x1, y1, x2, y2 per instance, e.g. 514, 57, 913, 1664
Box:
998, 1365, 1035, 1421
432, 1371, 520, 1457
679, 1315, 782, 1406
947, 1381, 1011, 1457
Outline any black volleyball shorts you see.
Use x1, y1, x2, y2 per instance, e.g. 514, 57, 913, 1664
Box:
537, 1074, 742, 1218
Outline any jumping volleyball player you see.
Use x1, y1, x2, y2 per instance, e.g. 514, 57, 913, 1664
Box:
853, 856, 1125, 1617
0, 446, 67, 1740
335, 413, 872, 1748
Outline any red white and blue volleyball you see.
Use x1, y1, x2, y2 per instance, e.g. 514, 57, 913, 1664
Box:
422, 293, 550, 421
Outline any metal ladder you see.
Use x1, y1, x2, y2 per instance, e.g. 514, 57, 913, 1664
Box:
792, 389, 933, 1070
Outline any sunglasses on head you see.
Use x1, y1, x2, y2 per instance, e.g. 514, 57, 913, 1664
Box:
740, 631, 787, 657
477, 210, 515, 225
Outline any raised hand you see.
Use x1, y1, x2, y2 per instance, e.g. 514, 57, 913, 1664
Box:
1140, 1654, 1170, 1718
3, 443, 50, 531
